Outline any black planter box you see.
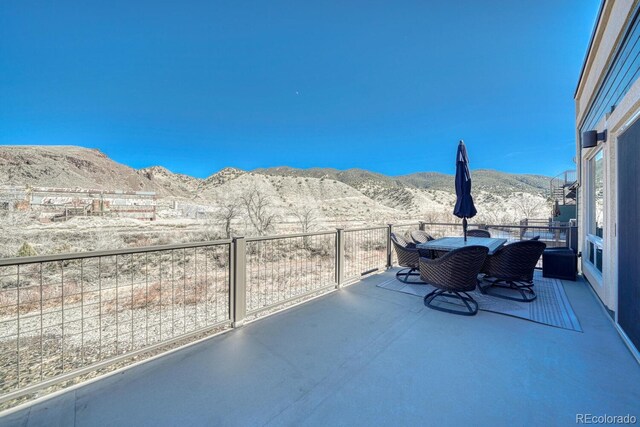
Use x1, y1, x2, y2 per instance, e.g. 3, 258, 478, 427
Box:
543, 248, 577, 281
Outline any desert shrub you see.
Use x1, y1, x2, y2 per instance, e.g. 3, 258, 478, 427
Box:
53, 242, 72, 254
17, 242, 37, 257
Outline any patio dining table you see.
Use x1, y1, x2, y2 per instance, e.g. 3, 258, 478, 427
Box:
416, 236, 507, 255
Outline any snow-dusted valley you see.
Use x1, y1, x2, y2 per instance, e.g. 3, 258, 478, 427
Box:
0, 145, 552, 258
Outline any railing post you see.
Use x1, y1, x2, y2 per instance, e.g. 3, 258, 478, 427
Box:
520, 219, 527, 239
336, 229, 344, 288
231, 236, 246, 328
419, 221, 425, 231
386, 224, 393, 268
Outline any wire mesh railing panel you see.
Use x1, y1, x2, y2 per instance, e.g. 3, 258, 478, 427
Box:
419, 223, 464, 239
0, 242, 230, 399
343, 227, 387, 280
485, 225, 570, 249
245, 233, 336, 315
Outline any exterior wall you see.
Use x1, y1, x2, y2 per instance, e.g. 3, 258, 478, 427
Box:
575, 0, 640, 311
576, 0, 639, 125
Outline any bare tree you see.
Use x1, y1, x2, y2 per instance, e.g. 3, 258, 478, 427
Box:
421, 211, 442, 225
215, 201, 241, 238
290, 206, 317, 234
477, 209, 512, 226
242, 189, 277, 236
289, 206, 318, 248
513, 193, 544, 220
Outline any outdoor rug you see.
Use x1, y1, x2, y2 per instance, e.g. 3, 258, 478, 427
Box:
377, 270, 582, 332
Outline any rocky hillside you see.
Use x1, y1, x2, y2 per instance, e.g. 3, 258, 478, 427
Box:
255, 166, 551, 216
397, 170, 550, 194
256, 166, 550, 195
0, 146, 196, 199
0, 146, 147, 189
138, 166, 201, 197
0, 145, 553, 226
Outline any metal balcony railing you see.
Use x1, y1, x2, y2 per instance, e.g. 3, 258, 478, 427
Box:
343, 226, 388, 282
0, 241, 232, 406
0, 220, 577, 407
244, 232, 337, 318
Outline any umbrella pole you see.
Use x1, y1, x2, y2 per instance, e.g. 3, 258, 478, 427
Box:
463, 217, 468, 242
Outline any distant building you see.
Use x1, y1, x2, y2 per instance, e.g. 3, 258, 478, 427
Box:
0, 186, 157, 221
575, 0, 640, 355
0, 186, 29, 211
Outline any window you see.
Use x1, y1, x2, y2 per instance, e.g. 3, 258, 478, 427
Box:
586, 149, 604, 274
593, 150, 604, 238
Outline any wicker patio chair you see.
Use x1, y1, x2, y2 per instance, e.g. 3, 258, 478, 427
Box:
420, 245, 489, 316
479, 240, 546, 302
390, 233, 425, 284
410, 230, 434, 244
409, 230, 442, 259
466, 229, 491, 238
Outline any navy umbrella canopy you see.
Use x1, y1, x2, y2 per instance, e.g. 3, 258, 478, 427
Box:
453, 140, 477, 241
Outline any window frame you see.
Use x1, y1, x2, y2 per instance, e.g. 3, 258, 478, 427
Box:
585, 147, 605, 276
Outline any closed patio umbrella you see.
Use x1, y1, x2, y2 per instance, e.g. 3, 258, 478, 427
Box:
453, 140, 477, 241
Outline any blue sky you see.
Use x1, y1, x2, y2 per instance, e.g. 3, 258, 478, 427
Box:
0, 0, 600, 178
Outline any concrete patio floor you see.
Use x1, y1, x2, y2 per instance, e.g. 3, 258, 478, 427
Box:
1, 269, 639, 426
